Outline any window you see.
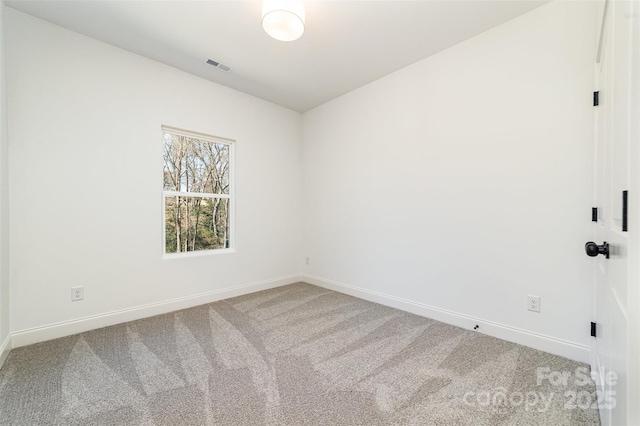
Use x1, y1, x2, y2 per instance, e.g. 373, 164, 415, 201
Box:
162, 126, 233, 256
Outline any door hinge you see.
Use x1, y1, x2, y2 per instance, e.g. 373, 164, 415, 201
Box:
591, 322, 597, 337
592, 207, 598, 222
622, 190, 628, 232
593, 91, 599, 106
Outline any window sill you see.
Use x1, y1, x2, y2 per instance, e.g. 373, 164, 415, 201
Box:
162, 248, 236, 260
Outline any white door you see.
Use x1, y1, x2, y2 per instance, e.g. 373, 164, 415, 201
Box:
591, 1, 639, 425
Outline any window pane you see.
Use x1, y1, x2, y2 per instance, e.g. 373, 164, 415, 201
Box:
163, 132, 230, 194
165, 196, 230, 253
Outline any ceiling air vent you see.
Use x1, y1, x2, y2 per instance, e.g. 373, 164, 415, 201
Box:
206, 59, 231, 72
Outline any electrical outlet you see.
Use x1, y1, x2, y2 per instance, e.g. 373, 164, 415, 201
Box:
305, 256, 310, 265
71, 286, 84, 301
527, 295, 541, 313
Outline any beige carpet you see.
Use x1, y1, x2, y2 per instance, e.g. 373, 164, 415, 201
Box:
0, 282, 600, 425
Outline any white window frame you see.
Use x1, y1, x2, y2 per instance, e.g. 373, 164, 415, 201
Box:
161, 125, 235, 259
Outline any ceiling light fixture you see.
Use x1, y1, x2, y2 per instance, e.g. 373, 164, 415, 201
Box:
262, 0, 305, 42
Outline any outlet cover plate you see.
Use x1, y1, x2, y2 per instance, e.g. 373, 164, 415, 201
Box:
71, 286, 84, 301
527, 295, 541, 313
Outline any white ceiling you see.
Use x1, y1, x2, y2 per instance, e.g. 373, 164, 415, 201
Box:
6, 0, 548, 112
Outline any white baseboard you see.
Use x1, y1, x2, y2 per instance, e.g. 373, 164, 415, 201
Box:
302, 274, 591, 364
0, 333, 11, 369
7, 274, 592, 364
11, 275, 302, 349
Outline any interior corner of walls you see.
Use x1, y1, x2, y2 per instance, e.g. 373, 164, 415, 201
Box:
301, 274, 591, 364
0, 332, 11, 369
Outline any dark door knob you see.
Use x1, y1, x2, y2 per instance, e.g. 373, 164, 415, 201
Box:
585, 241, 609, 259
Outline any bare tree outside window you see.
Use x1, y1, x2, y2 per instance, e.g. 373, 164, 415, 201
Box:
162, 127, 233, 254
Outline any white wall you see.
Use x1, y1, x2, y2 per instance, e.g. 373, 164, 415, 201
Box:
0, 0, 12, 363
302, 1, 597, 361
6, 9, 302, 343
